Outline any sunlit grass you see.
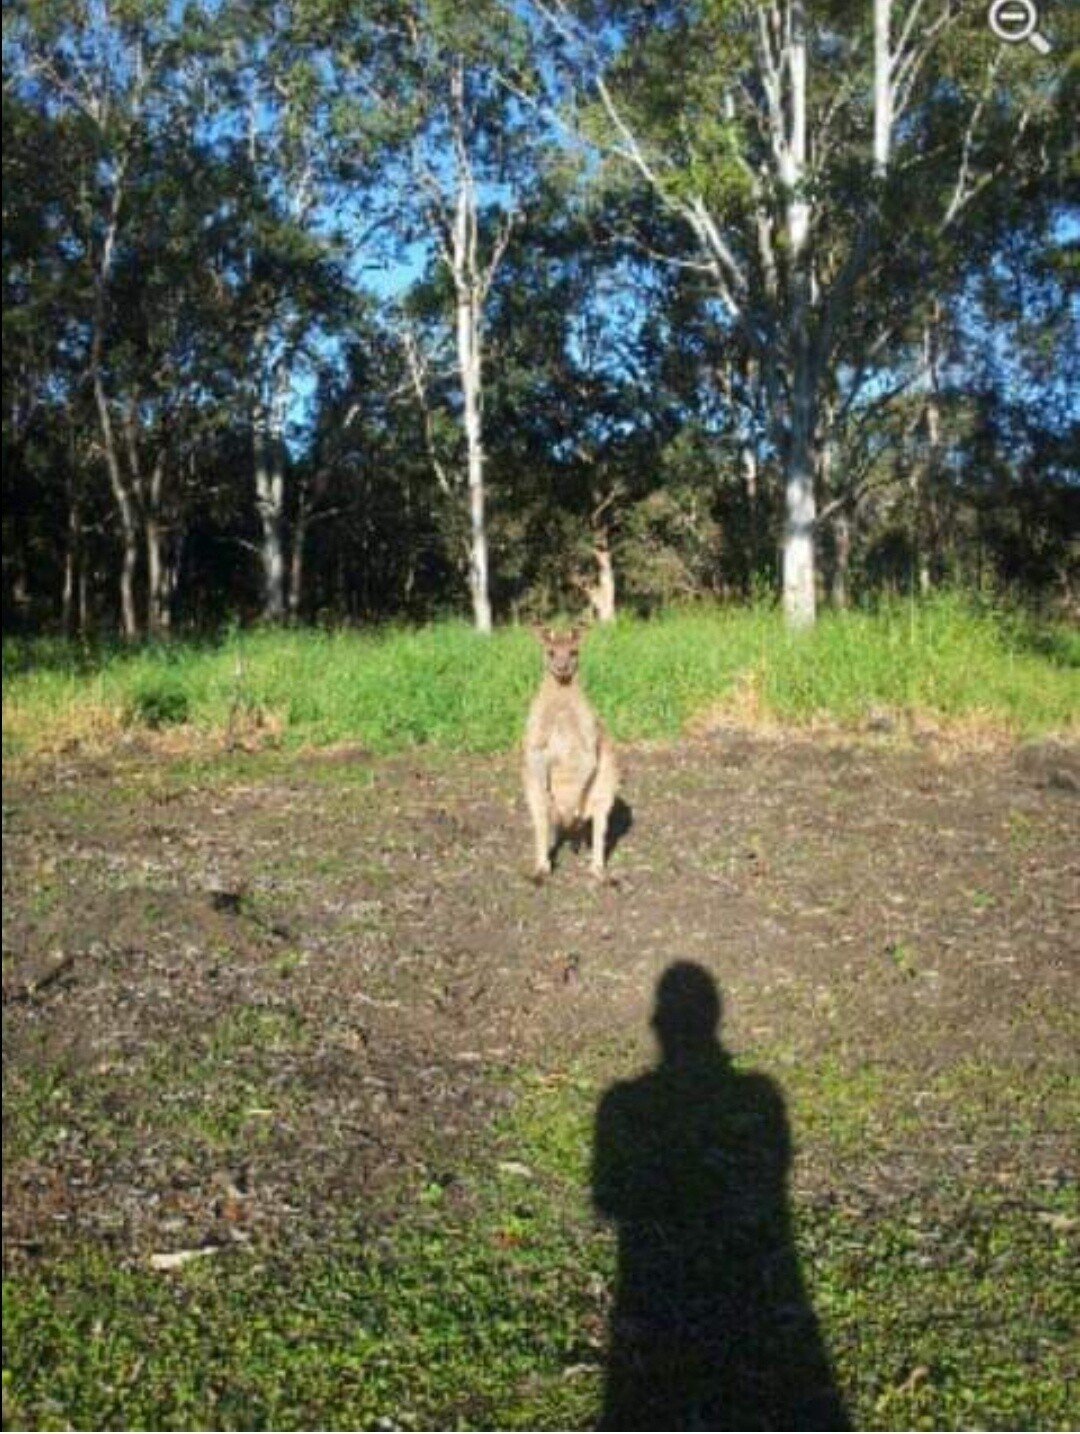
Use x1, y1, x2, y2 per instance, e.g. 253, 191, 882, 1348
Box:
3, 594, 1076, 759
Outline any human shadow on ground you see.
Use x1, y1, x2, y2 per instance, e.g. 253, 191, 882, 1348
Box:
592, 962, 849, 1431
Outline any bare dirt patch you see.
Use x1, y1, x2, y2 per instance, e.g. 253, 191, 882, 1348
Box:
3, 733, 1078, 1262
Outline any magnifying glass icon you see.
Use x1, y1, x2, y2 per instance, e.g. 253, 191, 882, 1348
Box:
988, 0, 1052, 53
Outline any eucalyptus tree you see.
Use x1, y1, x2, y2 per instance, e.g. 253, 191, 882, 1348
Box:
522, 0, 1063, 626
3, 0, 279, 636
391, 1, 540, 632
489, 218, 692, 617
1, 90, 86, 626
301, 320, 459, 621
3, 0, 194, 636
204, 1, 363, 624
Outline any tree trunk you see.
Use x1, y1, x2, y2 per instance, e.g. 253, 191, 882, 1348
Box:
457, 286, 492, 634
78, 564, 89, 636
443, 56, 499, 636
12, 569, 29, 615
62, 480, 82, 636
740, 441, 759, 591
288, 496, 308, 625
146, 517, 165, 636
91, 365, 139, 640
118, 522, 139, 640
588, 538, 617, 623
145, 453, 171, 637
920, 308, 943, 596
145, 518, 177, 635
873, 0, 893, 177
253, 415, 287, 623
62, 548, 75, 633
783, 387, 818, 629
780, 0, 817, 631
833, 509, 852, 610
781, 268, 818, 627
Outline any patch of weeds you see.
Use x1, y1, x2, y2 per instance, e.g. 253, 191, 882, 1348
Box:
125, 679, 190, 730
35, 787, 103, 824
764, 1053, 911, 1160
885, 939, 920, 976
2, 1159, 605, 1430
274, 950, 306, 980
3, 730, 27, 758
27, 878, 61, 920
505, 1069, 597, 1189
5, 1060, 1077, 1431
141, 1007, 307, 1152
302, 760, 377, 790
926, 1059, 1079, 1146
2, 1064, 75, 1166
808, 1185, 1079, 1430
1007, 809, 1037, 852
345, 860, 394, 893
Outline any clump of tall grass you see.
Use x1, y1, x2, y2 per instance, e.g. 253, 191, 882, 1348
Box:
3, 594, 1076, 760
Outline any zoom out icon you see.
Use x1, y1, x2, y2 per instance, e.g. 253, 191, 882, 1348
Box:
988, 0, 1053, 53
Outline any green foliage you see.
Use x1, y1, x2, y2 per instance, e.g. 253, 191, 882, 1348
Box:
4, 596, 1078, 756
3, 0, 1076, 643
124, 677, 191, 729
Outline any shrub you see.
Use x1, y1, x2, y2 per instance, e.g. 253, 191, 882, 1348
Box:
125, 679, 190, 729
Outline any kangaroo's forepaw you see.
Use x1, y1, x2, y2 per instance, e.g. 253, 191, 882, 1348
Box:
531, 866, 550, 886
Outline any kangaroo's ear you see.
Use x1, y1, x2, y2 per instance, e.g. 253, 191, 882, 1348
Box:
568, 625, 583, 643
532, 623, 553, 645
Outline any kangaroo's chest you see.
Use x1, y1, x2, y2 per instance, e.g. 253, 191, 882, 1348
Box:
549, 710, 583, 752
536, 701, 593, 758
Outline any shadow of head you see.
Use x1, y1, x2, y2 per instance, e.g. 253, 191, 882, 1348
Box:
651, 959, 722, 1063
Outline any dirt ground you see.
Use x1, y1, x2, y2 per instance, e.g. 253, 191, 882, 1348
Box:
3, 729, 1078, 1260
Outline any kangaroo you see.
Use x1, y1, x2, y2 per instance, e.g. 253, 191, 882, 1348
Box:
523, 625, 619, 883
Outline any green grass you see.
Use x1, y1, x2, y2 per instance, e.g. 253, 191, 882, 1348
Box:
4, 595, 1077, 758
4, 1057, 1076, 1430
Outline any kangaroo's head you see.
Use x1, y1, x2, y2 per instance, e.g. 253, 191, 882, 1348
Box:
535, 626, 583, 684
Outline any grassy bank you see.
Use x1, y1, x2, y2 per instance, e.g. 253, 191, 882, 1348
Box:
4, 595, 1078, 759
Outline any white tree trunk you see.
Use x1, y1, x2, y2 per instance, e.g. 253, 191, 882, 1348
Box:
781, 1, 817, 630
457, 286, 493, 634
920, 309, 942, 596
253, 412, 287, 623
62, 481, 82, 636
783, 390, 818, 630
289, 490, 310, 624
448, 57, 495, 636
589, 539, 617, 623
146, 517, 165, 636
92, 367, 139, 640
145, 454, 170, 636
873, 0, 893, 177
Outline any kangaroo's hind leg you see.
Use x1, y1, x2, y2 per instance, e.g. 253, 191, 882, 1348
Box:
586, 744, 619, 881
523, 748, 554, 882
